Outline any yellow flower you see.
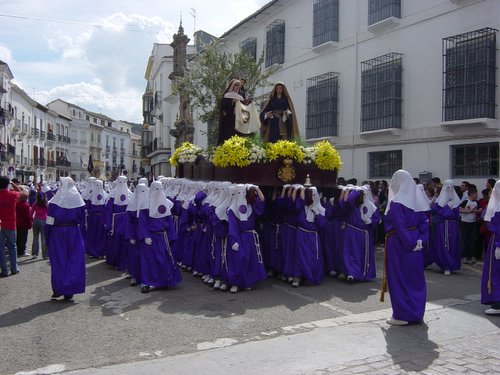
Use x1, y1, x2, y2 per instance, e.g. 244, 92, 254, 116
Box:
265, 140, 305, 162
213, 136, 252, 167
312, 140, 343, 171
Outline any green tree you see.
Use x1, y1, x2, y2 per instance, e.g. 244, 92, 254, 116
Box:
173, 39, 275, 146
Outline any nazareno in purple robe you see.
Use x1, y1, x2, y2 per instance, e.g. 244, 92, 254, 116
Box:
384, 202, 429, 322
45, 205, 86, 296
226, 199, 267, 289
324, 199, 347, 275
294, 198, 326, 285
104, 198, 129, 270
481, 211, 500, 306
86, 203, 107, 257
430, 203, 461, 272
342, 190, 378, 281
137, 209, 181, 288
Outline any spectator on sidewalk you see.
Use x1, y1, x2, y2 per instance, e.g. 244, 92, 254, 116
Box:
459, 185, 482, 264
382, 170, 430, 326
0, 176, 22, 277
16, 189, 33, 257
30, 192, 48, 259
481, 180, 500, 315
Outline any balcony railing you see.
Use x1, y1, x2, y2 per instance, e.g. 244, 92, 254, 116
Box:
56, 159, 71, 167
39, 157, 46, 167
47, 132, 55, 141
34, 128, 40, 137
0, 151, 6, 161
47, 160, 56, 168
57, 135, 63, 142
41, 130, 46, 139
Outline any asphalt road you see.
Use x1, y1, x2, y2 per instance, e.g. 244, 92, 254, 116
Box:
0, 236, 485, 375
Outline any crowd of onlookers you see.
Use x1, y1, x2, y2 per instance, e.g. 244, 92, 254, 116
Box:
0, 177, 49, 277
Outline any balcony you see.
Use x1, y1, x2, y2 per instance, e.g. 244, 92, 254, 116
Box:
0, 151, 6, 161
21, 123, 28, 135
64, 136, 71, 144
47, 160, 56, 168
57, 134, 63, 142
106, 145, 110, 152
34, 128, 40, 138
80, 139, 87, 145
56, 158, 71, 168
13, 119, 21, 133
47, 132, 56, 141
40, 130, 46, 139
39, 157, 46, 167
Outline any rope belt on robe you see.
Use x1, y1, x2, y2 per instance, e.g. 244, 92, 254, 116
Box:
347, 223, 370, 276
271, 110, 289, 138
244, 229, 264, 264
380, 226, 417, 302
298, 226, 320, 260
220, 236, 228, 272
172, 215, 179, 234
271, 223, 281, 250
152, 230, 176, 265
110, 211, 126, 236
84, 209, 88, 230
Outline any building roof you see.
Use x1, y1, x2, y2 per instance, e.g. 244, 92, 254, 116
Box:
220, 0, 280, 39
0, 59, 14, 79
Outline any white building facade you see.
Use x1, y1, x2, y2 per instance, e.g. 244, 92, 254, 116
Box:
220, 0, 499, 186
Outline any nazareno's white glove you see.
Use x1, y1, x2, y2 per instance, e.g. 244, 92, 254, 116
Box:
495, 247, 500, 260
412, 239, 423, 252
130, 239, 136, 245
232, 243, 239, 251
145, 238, 152, 245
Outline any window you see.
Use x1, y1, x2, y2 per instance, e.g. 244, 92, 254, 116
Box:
313, 0, 339, 47
361, 52, 403, 132
442, 28, 497, 121
265, 19, 285, 68
86, 115, 90, 121
451, 142, 498, 178
368, 0, 401, 26
369, 150, 402, 178
306, 72, 339, 139
72, 109, 76, 116
100, 119, 105, 126
240, 37, 257, 61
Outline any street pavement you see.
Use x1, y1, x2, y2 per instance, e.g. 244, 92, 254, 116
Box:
1, 236, 499, 375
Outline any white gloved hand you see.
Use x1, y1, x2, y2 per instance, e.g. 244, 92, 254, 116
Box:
412, 239, 423, 252
495, 247, 500, 260
130, 239, 136, 245
145, 238, 152, 245
232, 243, 239, 251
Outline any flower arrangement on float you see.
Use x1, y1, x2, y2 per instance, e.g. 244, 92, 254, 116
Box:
171, 136, 342, 171
212, 135, 266, 167
169, 142, 203, 167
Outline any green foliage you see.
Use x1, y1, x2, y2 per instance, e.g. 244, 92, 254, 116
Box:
173, 39, 276, 146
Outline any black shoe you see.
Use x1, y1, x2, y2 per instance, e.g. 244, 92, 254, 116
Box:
141, 286, 150, 294
0, 273, 8, 278
63, 295, 74, 301
10, 270, 19, 275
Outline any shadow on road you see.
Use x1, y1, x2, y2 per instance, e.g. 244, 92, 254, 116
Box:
0, 300, 74, 328
382, 323, 439, 372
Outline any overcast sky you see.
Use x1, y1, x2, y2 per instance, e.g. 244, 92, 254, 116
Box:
0, 0, 268, 123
